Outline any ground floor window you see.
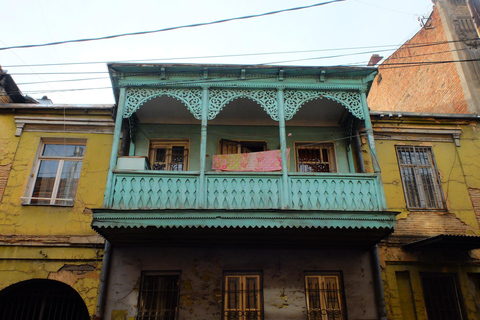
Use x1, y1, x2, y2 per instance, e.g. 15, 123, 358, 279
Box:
420, 273, 467, 320
223, 273, 262, 320
137, 272, 180, 320
305, 273, 345, 320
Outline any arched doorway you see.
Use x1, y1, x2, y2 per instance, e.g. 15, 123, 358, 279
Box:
0, 279, 90, 320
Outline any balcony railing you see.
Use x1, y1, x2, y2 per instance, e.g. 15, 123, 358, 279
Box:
109, 171, 386, 211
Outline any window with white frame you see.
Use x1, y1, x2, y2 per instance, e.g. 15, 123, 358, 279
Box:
137, 272, 180, 320
295, 142, 336, 173
396, 146, 445, 210
223, 273, 262, 320
305, 273, 345, 320
24, 140, 85, 206
149, 139, 189, 171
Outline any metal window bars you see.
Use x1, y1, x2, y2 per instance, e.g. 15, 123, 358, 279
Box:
136, 275, 180, 320
296, 143, 335, 173
152, 147, 189, 171
224, 275, 262, 320
306, 276, 344, 320
396, 146, 445, 210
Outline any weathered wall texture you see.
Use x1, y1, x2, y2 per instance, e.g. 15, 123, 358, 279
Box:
105, 246, 378, 320
367, 7, 470, 114
0, 110, 113, 316
372, 116, 480, 319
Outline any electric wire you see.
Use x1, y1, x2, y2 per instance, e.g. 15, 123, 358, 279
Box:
0, 0, 345, 52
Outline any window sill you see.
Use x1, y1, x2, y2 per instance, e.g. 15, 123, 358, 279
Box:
21, 197, 75, 207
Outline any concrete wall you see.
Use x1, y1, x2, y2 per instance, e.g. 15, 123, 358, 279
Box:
105, 246, 378, 320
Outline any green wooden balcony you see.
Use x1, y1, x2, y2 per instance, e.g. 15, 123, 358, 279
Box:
108, 171, 386, 211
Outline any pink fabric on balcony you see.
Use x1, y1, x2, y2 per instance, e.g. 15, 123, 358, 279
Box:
212, 149, 289, 172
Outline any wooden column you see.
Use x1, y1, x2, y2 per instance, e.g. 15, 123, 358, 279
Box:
198, 86, 209, 208
277, 88, 290, 208
103, 87, 126, 207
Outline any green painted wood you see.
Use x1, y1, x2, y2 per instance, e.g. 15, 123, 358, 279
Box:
103, 88, 126, 207
198, 86, 209, 208
276, 88, 290, 208
109, 171, 386, 211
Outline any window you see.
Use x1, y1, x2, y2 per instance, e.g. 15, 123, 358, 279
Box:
219, 139, 267, 155
420, 273, 467, 320
24, 140, 85, 206
396, 146, 445, 210
305, 274, 345, 320
223, 273, 262, 320
137, 273, 180, 320
149, 140, 189, 171
295, 142, 336, 173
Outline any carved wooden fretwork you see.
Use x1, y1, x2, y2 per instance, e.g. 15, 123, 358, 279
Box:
124, 88, 203, 119
208, 89, 278, 120
284, 90, 364, 120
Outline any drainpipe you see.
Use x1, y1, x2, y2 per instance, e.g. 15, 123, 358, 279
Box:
94, 240, 113, 320
370, 244, 387, 320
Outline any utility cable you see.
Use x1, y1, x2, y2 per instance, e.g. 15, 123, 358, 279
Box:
0, 0, 345, 52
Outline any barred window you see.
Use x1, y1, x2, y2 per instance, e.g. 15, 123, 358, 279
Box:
23, 139, 85, 206
223, 274, 262, 320
149, 140, 189, 171
295, 142, 336, 173
396, 146, 445, 210
305, 274, 344, 320
136, 273, 180, 320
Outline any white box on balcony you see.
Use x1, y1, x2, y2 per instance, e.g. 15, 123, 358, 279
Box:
116, 156, 151, 170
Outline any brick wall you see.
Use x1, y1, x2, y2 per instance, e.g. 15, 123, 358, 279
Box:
0, 163, 11, 202
368, 7, 469, 114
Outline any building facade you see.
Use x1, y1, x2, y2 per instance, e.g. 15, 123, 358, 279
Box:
0, 71, 115, 319
367, 0, 480, 115
92, 64, 397, 320
371, 112, 480, 320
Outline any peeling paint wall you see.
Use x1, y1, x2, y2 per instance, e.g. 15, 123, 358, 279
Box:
0, 110, 113, 317
105, 246, 378, 320
372, 117, 480, 319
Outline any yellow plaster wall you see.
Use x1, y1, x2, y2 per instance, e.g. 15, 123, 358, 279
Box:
0, 130, 112, 236
0, 111, 113, 317
374, 124, 480, 234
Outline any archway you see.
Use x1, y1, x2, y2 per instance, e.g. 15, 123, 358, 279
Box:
0, 279, 89, 320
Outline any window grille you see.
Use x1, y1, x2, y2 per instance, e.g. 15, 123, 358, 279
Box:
219, 139, 267, 154
295, 143, 336, 173
136, 273, 180, 320
23, 140, 85, 206
223, 274, 262, 320
149, 140, 189, 171
420, 273, 467, 320
305, 275, 344, 320
396, 146, 445, 210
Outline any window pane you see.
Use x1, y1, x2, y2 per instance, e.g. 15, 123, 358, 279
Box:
138, 275, 179, 320
56, 161, 83, 205
31, 160, 59, 204
306, 275, 344, 320
170, 146, 185, 171
42, 144, 84, 157
421, 273, 466, 320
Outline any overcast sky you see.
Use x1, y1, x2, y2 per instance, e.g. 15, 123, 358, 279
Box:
1, 0, 434, 104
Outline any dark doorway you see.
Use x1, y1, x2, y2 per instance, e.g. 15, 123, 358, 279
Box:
0, 279, 90, 320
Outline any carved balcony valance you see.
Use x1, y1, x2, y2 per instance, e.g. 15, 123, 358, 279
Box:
123, 87, 365, 120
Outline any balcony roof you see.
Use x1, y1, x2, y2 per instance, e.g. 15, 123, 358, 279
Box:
92, 209, 397, 248
107, 63, 378, 102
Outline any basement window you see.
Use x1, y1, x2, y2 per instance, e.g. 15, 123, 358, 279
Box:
23, 139, 85, 206
137, 272, 180, 320
223, 273, 263, 320
305, 273, 345, 320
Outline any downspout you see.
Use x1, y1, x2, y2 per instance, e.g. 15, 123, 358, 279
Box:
94, 240, 113, 320
360, 88, 387, 320
370, 244, 387, 320
95, 88, 126, 320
